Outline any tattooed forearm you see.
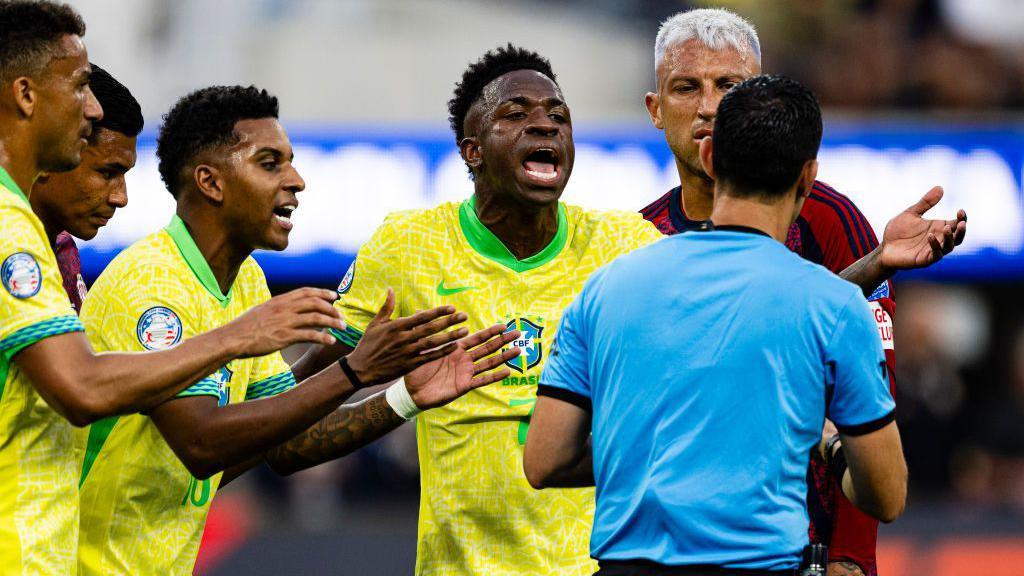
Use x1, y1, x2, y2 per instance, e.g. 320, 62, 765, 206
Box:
839, 247, 888, 298
266, 392, 406, 475
839, 247, 883, 297
828, 561, 866, 576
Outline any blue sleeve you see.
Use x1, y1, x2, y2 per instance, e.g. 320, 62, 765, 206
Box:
538, 288, 592, 410
825, 291, 896, 435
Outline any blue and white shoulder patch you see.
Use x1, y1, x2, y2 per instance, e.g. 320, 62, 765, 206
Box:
1, 252, 42, 299
136, 306, 183, 350
337, 260, 356, 294
868, 281, 890, 301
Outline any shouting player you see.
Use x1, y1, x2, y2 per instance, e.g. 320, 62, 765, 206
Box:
292, 46, 663, 574
75, 85, 520, 575
0, 2, 344, 573
640, 9, 967, 575
31, 62, 142, 311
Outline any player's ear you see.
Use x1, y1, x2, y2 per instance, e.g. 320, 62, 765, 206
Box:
193, 164, 224, 203
10, 77, 36, 118
797, 159, 817, 200
698, 136, 715, 180
644, 92, 663, 130
460, 137, 483, 171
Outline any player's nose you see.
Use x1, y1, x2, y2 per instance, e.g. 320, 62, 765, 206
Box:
83, 85, 103, 122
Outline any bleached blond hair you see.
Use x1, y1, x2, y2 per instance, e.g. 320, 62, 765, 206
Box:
654, 8, 761, 70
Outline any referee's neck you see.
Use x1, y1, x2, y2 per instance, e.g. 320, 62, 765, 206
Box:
708, 189, 796, 243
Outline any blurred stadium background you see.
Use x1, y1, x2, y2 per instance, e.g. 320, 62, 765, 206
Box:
69, 0, 1023, 574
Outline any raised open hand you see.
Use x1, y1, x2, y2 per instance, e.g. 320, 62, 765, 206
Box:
404, 324, 522, 410
879, 186, 967, 271
345, 288, 470, 386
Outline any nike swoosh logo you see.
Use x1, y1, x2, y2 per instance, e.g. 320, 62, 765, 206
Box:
437, 280, 476, 296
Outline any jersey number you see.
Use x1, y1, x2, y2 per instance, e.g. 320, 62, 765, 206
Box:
181, 476, 211, 507
509, 398, 537, 446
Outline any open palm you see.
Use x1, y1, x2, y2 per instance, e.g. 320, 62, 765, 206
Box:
879, 186, 967, 270
404, 324, 521, 410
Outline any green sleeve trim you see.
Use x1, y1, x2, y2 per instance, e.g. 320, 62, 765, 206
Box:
0, 315, 84, 402
175, 375, 221, 399
79, 416, 120, 487
329, 325, 363, 349
0, 314, 85, 355
245, 371, 296, 400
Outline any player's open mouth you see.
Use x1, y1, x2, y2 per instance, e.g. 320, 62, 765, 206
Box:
273, 204, 296, 231
522, 148, 560, 185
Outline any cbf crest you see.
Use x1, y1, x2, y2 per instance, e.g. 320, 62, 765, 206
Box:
1, 252, 42, 299
503, 316, 544, 373
136, 306, 183, 351
213, 365, 234, 407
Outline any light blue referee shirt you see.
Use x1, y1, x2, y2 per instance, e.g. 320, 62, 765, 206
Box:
539, 225, 896, 571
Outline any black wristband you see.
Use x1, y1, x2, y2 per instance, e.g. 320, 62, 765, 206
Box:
338, 356, 365, 389
825, 434, 848, 483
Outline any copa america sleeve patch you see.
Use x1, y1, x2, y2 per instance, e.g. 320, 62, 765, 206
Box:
136, 306, 183, 350
868, 301, 894, 350
1, 252, 42, 299
337, 260, 355, 294
868, 281, 890, 301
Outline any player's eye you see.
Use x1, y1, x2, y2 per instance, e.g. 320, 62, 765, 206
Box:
261, 160, 278, 171
549, 113, 566, 123
673, 84, 697, 94
506, 111, 527, 120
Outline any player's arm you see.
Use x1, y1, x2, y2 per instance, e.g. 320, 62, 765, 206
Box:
523, 393, 593, 489
825, 423, 906, 524
824, 293, 907, 523
150, 291, 471, 479
13, 287, 342, 427
291, 339, 350, 382
839, 186, 966, 296
262, 323, 520, 476
523, 290, 596, 489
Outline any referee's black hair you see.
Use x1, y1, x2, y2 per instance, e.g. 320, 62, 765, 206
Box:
89, 63, 143, 140
156, 85, 279, 198
448, 44, 557, 143
0, 0, 85, 83
712, 75, 822, 199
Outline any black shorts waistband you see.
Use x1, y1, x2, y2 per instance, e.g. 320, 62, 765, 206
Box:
595, 559, 794, 576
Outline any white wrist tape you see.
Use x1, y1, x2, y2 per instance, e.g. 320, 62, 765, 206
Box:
385, 378, 421, 420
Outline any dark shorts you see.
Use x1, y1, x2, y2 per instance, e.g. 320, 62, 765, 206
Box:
595, 559, 795, 576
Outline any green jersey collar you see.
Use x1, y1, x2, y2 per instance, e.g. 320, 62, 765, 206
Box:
164, 215, 233, 306
0, 166, 28, 206
458, 196, 567, 273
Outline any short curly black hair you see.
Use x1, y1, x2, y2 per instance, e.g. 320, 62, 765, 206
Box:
89, 63, 143, 140
447, 44, 557, 144
157, 85, 279, 198
0, 0, 85, 83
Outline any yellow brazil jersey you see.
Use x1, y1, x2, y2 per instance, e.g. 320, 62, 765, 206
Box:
76, 215, 296, 576
333, 197, 662, 575
0, 167, 85, 575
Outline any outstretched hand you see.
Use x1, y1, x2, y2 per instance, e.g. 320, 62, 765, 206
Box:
346, 288, 470, 386
879, 186, 967, 271
404, 324, 522, 410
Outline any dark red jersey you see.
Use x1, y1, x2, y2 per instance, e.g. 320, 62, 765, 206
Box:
54, 231, 87, 314
641, 182, 897, 576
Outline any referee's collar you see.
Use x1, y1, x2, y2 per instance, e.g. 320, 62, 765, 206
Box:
707, 223, 772, 238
